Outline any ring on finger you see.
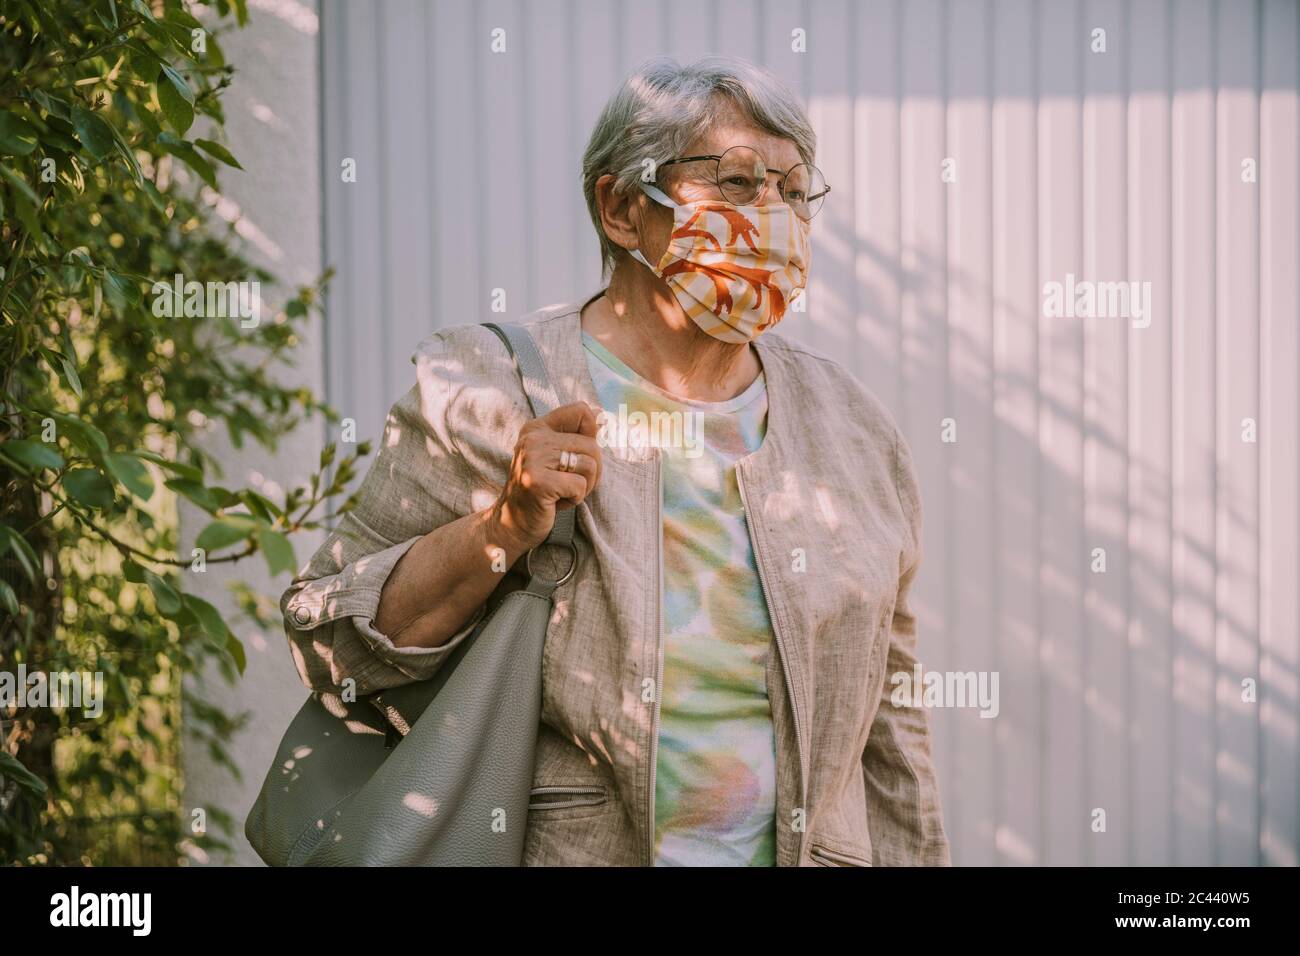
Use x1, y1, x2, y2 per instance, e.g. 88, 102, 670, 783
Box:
558, 449, 574, 473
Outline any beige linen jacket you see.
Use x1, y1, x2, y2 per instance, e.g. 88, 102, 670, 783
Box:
281, 301, 950, 867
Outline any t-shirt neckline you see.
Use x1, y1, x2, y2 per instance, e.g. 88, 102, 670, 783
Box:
581, 330, 767, 415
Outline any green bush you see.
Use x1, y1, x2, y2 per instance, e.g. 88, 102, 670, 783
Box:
0, 0, 364, 864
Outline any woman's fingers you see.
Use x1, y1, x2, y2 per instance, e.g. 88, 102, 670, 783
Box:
501, 402, 606, 547
542, 401, 601, 438
524, 414, 602, 492
550, 471, 590, 508
550, 433, 602, 489
551, 449, 599, 499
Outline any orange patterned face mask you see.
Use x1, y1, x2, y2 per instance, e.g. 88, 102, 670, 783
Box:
629, 183, 811, 344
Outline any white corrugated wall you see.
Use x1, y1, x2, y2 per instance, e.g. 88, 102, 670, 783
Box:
319, 0, 1300, 866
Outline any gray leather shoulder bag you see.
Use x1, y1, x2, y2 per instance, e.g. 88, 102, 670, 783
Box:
245, 322, 576, 866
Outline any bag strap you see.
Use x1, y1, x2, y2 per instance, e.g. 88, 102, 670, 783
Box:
481, 322, 577, 594
365, 322, 574, 739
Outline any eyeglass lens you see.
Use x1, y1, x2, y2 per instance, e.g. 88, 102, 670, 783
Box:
714, 145, 826, 221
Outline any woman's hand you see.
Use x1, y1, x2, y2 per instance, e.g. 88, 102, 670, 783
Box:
376, 401, 602, 650
490, 401, 603, 553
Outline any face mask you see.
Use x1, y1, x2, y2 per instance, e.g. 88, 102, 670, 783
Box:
629, 182, 811, 344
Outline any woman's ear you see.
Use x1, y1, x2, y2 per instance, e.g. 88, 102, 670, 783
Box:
595, 174, 644, 252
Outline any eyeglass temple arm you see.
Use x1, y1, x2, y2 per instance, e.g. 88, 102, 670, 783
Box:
653, 156, 721, 178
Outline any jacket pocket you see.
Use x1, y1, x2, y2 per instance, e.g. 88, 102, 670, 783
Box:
527, 785, 607, 812
809, 841, 873, 867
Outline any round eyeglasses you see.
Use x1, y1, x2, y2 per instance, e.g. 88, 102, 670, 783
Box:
656, 145, 830, 221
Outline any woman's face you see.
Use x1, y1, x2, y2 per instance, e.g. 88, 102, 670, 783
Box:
637, 97, 805, 265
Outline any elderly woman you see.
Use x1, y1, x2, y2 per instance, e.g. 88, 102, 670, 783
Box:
282, 55, 949, 867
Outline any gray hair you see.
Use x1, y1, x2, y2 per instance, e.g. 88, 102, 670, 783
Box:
581, 55, 816, 278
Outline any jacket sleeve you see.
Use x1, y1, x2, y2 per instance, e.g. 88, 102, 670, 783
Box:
861, 426, 952, 866
281, 333, 491, 697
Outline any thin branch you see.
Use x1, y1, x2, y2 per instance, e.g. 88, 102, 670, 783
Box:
35, 481, 258, 569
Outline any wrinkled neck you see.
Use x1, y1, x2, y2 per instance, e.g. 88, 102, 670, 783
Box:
579, 271, 762, 403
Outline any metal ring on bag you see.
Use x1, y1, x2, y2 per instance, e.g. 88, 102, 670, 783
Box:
525, 539, 579, 587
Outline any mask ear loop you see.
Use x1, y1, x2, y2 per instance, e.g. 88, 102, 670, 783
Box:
627, 181, 679, 273
628, 247, 657, 271
640, 181, 678, 208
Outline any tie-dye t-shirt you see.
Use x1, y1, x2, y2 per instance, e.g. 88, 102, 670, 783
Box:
582, 332, 778, 866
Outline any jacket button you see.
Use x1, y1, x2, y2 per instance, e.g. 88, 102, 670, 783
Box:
292, 605, 313, 627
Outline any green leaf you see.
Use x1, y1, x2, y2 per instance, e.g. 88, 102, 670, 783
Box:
105, 453, 155, 501
195, 515, 258, 552
110, 130, 143, 186
71, 106, 116, 161
238, 489, 275, 523
182, 593, 230, 645
0, 525, 41, 584
0, 580, 19, 617
164, 6, 204, 30
0, 439, 64, 472
41, 346, 84, 399
0, 163, 39, 205
177, 151, 219, 191
165, 478, 220, 512
226, 632, 247, 675
205, 33, 227, 69
156, 67, 195, 134
46, 412, 109, 459
31, 90, 71, 121
63, 468, 115, 509
0, 751, 48, 797
136, 451, 202, 482
11, 187, 40, 239
39, 126, 82, 153
194, 138, 242, 170
210, 486, 242, 509
59, 354, 83, 398
258, 529, 296, 577
144, 569, 182, 615
122, 559, 146, 584
0, 111, 39, 156
127, 41, 162, 80
101, 270, 139, 314
156, 132, 216, 189
139, 17, 181, 57
141, 177, 167, 212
